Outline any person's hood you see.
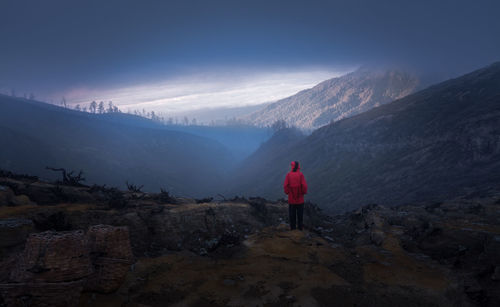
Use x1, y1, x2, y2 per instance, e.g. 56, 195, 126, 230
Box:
290, 161, 300, 171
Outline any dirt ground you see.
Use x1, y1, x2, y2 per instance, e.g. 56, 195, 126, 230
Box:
79, 224, 466, 307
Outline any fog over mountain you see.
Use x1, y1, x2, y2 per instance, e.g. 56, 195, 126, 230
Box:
243, 68, 425, 129
229, 62, 500, 213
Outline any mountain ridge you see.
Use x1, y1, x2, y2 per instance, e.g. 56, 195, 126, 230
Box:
243, 68, 423, 130
230, 61, 500, 212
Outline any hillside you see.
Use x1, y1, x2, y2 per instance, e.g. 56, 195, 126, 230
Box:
0, 96, 233, 196
230, 62, 500, 212
243, 68, 421, 130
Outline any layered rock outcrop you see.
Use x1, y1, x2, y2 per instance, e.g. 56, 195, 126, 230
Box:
0, 226, 132, 306
317, 199, 500, 306
0, 173, 499, 306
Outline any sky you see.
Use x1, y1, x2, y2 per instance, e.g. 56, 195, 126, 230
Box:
1, 0, 499, 113
59, 69, 348, 114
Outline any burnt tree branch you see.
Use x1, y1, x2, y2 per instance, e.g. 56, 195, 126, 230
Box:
46, 167, 85, 186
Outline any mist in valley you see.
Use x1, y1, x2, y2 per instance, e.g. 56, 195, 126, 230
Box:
0, 93, 278, 198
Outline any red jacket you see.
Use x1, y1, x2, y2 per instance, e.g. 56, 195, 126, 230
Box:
283, 163, 308, 204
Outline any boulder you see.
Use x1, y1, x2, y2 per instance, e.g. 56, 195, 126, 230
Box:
22, 182, 60, 205
0, 218, 34, 249
0, 178, 26, 195
60, 186, 95, 203
10, 194, 36, 206
0, 184, 37, 206
370, 230, 385, 246
0, 186, 14, 206
31, 209, 72, 231
144, 202, 287, 254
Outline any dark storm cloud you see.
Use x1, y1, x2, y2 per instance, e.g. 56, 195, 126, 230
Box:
1, 0, 499, 96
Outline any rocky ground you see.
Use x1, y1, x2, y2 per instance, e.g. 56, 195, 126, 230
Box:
0, 171, 499, 306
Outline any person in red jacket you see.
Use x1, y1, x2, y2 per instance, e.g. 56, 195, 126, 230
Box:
283, 161, 308, 230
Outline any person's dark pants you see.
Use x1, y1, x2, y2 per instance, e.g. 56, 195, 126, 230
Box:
289, 203, 304, 230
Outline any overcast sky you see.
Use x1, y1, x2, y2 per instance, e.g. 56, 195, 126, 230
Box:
1, 0, 499, 112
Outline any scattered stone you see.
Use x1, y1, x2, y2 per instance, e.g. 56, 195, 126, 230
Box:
370, 230, 385, 246
205, 238, 219, 250
199, 248, 208, 256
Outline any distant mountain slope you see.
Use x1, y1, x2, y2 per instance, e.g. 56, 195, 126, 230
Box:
173, 103, 269, 125
230, 62, 500, 213
96, 111, 272, 161
243, 68, 421, 130
0, 96, 233, 196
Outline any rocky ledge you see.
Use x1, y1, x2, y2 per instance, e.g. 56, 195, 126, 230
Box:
0, 173, 499, 306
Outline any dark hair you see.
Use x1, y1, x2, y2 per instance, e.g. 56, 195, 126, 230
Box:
293, 161, 299, 172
